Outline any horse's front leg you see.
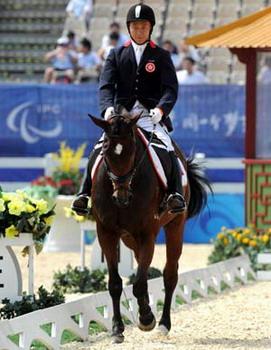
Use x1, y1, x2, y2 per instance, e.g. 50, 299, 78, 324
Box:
133, 237, 156, 331
159, 216, 185, 334
97, 225, 124, 343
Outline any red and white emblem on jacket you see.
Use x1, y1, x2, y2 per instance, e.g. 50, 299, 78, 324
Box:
145, 62, 156, 73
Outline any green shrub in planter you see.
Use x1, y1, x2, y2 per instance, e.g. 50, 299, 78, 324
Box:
0, 286, 65, 319
127, 267, 163, 285
52, 265, 107, 294
208, 226, 271, 270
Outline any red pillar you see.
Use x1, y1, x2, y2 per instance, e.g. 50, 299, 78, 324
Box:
231, 48, 257, 158
245, 49, 257, 159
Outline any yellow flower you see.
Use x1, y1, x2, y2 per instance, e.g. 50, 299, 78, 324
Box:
261, 235, 269, 243
242, 237, 249, 245
44, 215, 54, 226
35, 199, 48, 214
52, 142, 86, 173
64, 207, 73, 218
5, 225, 19, 238
217, 233, 224, 240
243, 228, 250, 235
2, 192, 16, 202
25, 204, 36, 213
267, 228, 271, 235
237, 234, 242, 241
74, 214, 85, 222
249, 240, 257, 247
8, 200, 25, 216
72, 143, 86, 171
15, 190, 28, 199
230, 231, 237, 238
0, 198, 5, 212
223, 238, 229, 245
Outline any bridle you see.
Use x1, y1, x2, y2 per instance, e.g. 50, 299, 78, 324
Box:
104, 114, 156, 188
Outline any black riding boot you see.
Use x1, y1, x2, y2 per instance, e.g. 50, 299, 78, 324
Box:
166, 151, 187, 214
71, 148, 100, 215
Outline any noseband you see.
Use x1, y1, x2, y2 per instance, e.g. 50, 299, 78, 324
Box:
104, 160, 136, 185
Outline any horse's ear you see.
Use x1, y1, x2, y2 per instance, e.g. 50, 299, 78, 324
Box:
88, 114, 108, 130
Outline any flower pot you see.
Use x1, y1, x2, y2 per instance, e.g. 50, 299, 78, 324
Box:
43, 195, 81, 252
0, 233, 34, 302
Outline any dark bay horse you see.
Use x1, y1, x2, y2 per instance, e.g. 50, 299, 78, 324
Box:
90, 113, 210, 343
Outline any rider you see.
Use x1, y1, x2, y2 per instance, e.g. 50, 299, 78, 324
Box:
72, 3, 186, 214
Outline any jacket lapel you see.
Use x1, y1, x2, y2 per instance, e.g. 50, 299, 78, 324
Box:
127, 44, 137, 68
138, 43, 152, 71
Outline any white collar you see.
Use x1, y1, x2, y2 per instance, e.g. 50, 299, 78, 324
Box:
131, 40, 147, 52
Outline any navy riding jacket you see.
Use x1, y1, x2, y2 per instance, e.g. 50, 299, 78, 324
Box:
99, 40, 178, 119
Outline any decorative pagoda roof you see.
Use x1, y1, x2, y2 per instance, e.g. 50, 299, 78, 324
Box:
186, 7, 271, 48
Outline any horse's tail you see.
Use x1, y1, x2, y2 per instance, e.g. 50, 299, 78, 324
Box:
186, 155, 212, 219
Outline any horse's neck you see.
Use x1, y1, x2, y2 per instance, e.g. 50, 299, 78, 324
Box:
135, 132, 146, 161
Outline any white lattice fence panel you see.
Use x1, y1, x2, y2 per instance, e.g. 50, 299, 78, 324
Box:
257, 253, 271, 280
0, 255, 255, 349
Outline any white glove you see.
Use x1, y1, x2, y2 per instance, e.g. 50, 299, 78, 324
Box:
150, 108, 163, 124
104, 106, 115, 120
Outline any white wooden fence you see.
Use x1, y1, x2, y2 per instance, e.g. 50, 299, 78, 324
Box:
257, 253, 271, 280
0, 156, 244, 194
0, 255, 255, 350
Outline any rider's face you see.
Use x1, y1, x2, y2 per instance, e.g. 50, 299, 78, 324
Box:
129, 20, 151, 44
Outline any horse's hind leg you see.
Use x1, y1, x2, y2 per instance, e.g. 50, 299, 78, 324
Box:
132, 237, 156, 332
159, 215, 185, 334
97, 226, 124, 343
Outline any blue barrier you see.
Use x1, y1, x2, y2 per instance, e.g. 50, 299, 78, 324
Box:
156, 193, 245, 244
0, 83, 245, 158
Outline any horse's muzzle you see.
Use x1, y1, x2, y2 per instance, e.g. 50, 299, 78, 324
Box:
112, 191, 133, 208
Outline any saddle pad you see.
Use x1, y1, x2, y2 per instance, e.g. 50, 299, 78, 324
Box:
137, 129, 188, 189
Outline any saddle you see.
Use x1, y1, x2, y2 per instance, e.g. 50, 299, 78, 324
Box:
136, 128, 187, 190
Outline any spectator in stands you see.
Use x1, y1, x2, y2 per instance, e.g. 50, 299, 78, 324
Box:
76, 38, 101, 82
258, 56, 271, 84
176, 56, 209, 85
66, 0, 93, 32
162, 40, 181, 69
44, 37, 77, 83
98, 32, 120, 65
100, 22, 128, 50
67, 30, 79, 51
178, 39, 200, 69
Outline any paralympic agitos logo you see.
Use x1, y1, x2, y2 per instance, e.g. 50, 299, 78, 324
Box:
6, 101, 62, 144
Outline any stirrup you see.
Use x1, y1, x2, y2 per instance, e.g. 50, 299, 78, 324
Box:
167, 193, 187, 214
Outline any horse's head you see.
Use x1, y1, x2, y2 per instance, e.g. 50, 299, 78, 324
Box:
90, 112, 141, 208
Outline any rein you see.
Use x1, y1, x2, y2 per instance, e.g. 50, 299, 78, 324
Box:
104, 115, 156, 186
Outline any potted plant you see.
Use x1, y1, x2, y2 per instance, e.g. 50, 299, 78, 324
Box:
41, 142, 88, 252
51, 141, 86, 195
0, 187, 55, 253
208, 226, 271, 271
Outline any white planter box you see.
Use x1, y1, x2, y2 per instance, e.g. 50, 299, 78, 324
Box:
0, 233, 34, 302
43, 195, 81, 252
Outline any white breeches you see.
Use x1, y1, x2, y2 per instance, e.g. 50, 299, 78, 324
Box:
96, 104, 174, 152
130, 103, 174, 151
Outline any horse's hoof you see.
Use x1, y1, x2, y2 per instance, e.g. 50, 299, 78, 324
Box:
138, 317, 156, 332
112, 334, 124, 344
157, 324, 169, 336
